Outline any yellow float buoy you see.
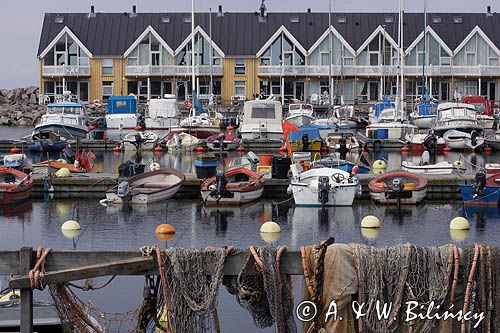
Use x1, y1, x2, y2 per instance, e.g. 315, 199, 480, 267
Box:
450, 216, 469, 230
155, 224, 176, 241
61, 228, 81, 239
260, 221, 281, 233
450, 229, 469, 242
361, 227, 380, 240
55, 168, 70, 178
361, 215, 381, 228
149, 162, 161, 171
260, 231, 281, 244
372, 160, 387, 170
61, 220, 81, 230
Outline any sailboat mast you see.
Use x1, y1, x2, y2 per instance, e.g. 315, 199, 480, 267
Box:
399, 0, 405, 112
395, 0, 401, 117
422, 0, 427, 99
328, 0, 333, 107
191, 0, 196, 102
209, 7, 213, 98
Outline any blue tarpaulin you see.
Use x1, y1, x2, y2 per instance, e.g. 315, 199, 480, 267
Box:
288, 128, 322, 141
107, 96, 137, 115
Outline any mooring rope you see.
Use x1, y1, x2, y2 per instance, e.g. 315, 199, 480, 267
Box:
29, 247, 51, 290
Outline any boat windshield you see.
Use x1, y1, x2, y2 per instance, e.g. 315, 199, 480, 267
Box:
470, 103, 486, 114
48, 106, 83, 115
440, 108, 476, 119
251, 104, 276, 119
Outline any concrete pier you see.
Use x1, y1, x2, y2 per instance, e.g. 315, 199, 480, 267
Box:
32, 172, 476, 200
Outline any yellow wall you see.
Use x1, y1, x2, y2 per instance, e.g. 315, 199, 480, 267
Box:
221, 58, 259, 102
89, 57, 123, 101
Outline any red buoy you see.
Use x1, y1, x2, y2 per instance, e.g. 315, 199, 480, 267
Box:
226, 125, 234, 131
195, 146, 205, 152
154, 146, 164, 152
236, 145, 246, 152
401, 145, 410, 153
112, 145, 122, 153
10, 146, 20, 154
443, 146, 452, 152
485, 145, 492, 154
279, 146, 287, 153
134, 125, 143, 131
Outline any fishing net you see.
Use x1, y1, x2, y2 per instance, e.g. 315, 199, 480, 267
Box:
222, 247, 296, 333
356, 244, 453, 333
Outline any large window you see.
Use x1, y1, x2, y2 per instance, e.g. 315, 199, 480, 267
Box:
102, 81, 114, 102
175, 32, 222, 66
234, 81, 246, 97
234, 59, 246, 75
43, 34, 89, 67
251, 104, 276, 119
127, 33, 173, 67
357, 33, 396, 66
102, 59, 114, 75
259, 33, 305, 67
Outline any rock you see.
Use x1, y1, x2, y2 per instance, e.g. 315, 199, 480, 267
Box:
26, 86, 38, 95
17, 117, 33, 126
13, 111, 23, 120
29, 94, 37, 105
6, 92, 14, 100
21, 93, 29, 101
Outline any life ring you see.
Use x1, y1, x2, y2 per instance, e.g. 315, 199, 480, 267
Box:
183, 99, 192, 110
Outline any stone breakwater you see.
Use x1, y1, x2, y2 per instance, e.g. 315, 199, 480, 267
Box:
0, 86, 46, 127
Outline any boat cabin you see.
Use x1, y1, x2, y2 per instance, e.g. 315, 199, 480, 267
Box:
107, 96, 137, 116
437, 103, 477, 121
462, 96, 493, 115
242, 100, 282, 124
148, 95, 180, 119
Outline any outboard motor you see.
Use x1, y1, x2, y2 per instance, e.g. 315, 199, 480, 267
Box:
470, 131, 479, 147
301, 132, 310, 152
473, 170, 487, 198
318, 176, 330, 206
63, 145, 76, 164
338, 138, 348, 155
117, 181, 132, 201
423, 131, 437, 155
173, 134, 182, 150
134, 133, 142, 150
246, 151, 260, 171
214, 170, 228, 196
392, 178, 403, 194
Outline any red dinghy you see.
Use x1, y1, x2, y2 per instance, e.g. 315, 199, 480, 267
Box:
368, 170, 427, 205
0, 168, 33, 205
206, 133, 241, 151
200, 168, 264, 205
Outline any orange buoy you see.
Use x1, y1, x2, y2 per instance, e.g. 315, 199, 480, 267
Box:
279, 146, 287, 153
155, 223, 176, 241
87, 125, 95, 131
134, 125, 143, 131
485, 145, 492, 154
401, 145, 410, 153
112, 145, 122, 153
195, 145, 205, 152
227, 125, 234, 131
443, 146, 452, 152
10, 146, 21, 154
154, 145, 164, 152
236, 145, 246, 152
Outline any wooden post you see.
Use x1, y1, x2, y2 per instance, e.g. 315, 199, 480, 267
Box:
19, 247, 33, 333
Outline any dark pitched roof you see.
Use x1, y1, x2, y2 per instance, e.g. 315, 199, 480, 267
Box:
37, 12, 500, 57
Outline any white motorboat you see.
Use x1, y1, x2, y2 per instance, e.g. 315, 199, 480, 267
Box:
432, 103, 483, 137
145, 95, 181, 129
287, 164, 360, 206
285, 113, 315, 127
409, 102, 438, 129
443, 129, 484, 150
485, 130, 500, 150
240, 100, 284, 140
32, 91, 88, 139
462, 96, 495, 130
325, 131, 359, 151
165, 132, 199, 151
334, 105, 357, 128
104, 169, 185, 205
288, 103, 314, 117
122, 131, 159, 151
401, 160, 465, 175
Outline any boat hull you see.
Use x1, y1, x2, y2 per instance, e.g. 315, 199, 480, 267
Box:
0, 186, 32, 205
369, 188, 427, 205
201, 188, 264, 205
460, 185, 500, 207
401, 161, 463, 175
28, 141, 66, 152
289, 182, 358, 206
33, 124, 88, 139
411, 115, 435, 129
241, 130, 283, 140
105, 183, 182, 204
169, 126, 221, 139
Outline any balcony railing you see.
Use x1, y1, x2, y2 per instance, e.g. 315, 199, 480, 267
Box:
125, 65, 223, 77
258, 65, 500, 77
42, 65, 91, 77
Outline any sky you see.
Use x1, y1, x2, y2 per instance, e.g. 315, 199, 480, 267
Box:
0, 0, 497, 89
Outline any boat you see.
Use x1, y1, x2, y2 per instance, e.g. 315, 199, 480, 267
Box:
200, 168, 265, 205
443, 129, 484, 150
285, 113, 316, 127
32, 150, 94, 174
145, 95, 181, 129
28, 130, 67, 153
462, 96, 495, 130
401, 160, 465, 175
122, 131, 159, 151
486, 163, 500, 175
287, 127, 323, 152
287, 165, 360, 206
334, 105, 358, 129
368, 98, 395, 124
368, 170, 427, 205
288, 103, 314, 117
311, 157, 370, 174
32, 91, 88, 139
432, 103, 483, 137
240, 100, 284, 140
460, 171, 500, 206
104, 168, 185, 205
164, 132, 199, 151
0, 168, 32, 204
2, 154, 28, 170
325, 131, 359, 151
206, 133, 241, 151
410, 100, 438, 129
405, 131, 446, 152
484, 130, 500, 150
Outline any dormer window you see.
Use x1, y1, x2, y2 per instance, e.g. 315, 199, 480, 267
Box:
432, 16, 442, 24
384, 16, 394, 23
453, 16, 463, 24
338, 16, 347, 24
161, 16, 170, 23
183, 16, 191, 23
55, 16, 64, 24
290, 15, 299, 23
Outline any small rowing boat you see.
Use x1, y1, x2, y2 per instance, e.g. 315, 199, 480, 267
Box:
0, 168, 32, 205
401, 160, 465, 175
460, 171, 500, 207
201, 168, 264, 205
369, 170, 427, 205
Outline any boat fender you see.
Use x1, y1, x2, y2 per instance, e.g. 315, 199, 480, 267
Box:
453, 160, 464, 167
246, 151, 259, 164
99, 199, 109, 207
